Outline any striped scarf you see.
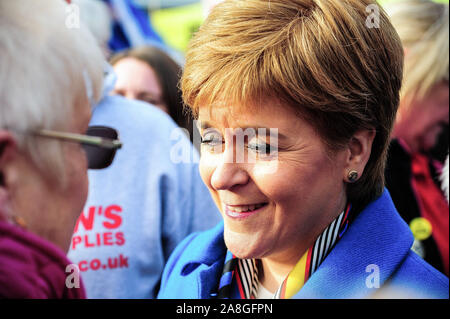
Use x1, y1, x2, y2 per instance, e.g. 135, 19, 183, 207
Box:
217, 204, 351, 299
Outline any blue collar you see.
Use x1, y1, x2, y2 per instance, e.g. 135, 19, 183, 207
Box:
294, 189, 414, 298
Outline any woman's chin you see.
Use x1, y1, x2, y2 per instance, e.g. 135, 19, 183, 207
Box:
224, 228, 268, 259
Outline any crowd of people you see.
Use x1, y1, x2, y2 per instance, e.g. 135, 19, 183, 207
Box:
0, 0, 448, 299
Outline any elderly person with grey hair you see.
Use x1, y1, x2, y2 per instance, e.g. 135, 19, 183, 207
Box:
0, 0, 121, 298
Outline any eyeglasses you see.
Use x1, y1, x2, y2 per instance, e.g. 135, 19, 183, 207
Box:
34, 126, 122, 169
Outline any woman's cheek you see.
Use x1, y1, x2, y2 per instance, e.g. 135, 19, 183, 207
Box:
199, 153, 223, 211
251, 159, 280, 177
199, 153, 215, 187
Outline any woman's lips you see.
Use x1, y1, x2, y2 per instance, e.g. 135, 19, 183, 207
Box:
223, 203, 268, 219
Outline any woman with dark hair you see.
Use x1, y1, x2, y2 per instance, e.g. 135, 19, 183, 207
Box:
110, 46, 194, 142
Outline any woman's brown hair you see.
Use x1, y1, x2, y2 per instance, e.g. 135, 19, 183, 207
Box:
182, 0, 404, 210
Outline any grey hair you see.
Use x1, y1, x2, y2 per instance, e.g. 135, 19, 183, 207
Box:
72, 0, 112, 55
0, 0, 104, 185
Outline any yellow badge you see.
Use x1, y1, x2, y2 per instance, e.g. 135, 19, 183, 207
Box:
409, 217, 432, 241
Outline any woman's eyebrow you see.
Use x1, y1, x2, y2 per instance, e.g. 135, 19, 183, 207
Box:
198, 121, 287, 141
198, 121, 212, 130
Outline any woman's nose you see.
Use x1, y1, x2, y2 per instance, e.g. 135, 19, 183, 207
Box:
210, 160, 250, 191
210, 137, 250, 190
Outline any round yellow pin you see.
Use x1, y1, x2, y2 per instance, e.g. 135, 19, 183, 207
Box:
409, 217, 432, 241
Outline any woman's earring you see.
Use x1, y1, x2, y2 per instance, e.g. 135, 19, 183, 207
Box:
348, 170, 359, 183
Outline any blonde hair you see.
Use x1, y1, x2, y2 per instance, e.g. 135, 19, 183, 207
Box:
182, 0, 404, 210
386, 0, 449, 103
0, 0, 104, 185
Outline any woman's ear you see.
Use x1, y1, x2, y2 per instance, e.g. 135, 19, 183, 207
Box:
343, 129, 376, 183
0, 130, 18, 186
404, 47, 409, 57
0, 130, 18, 220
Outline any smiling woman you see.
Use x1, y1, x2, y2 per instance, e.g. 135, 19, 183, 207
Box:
157, 0, 449, 299
198, 100, 353, 269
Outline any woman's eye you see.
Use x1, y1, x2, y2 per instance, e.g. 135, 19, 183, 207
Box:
248, 142, 278, 157
143, 98, 157, 105
201, 135, 222, 145
200, 131, 224, 152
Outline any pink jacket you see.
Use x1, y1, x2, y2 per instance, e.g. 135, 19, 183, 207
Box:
0, 220, 85, 298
